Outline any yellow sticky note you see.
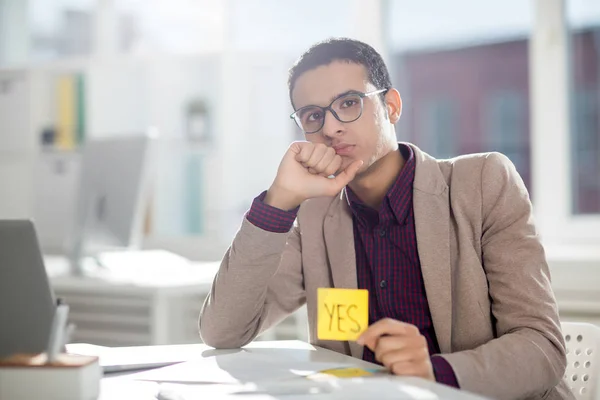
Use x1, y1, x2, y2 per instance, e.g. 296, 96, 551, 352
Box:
317, 288, 368, 341
318, 367, 373, 378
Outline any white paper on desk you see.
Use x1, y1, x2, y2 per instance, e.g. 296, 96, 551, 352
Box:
129, 351, 354, 385
157, 380, 338, 400
156, 377, 489, 400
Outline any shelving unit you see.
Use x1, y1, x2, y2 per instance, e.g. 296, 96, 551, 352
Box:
0, 51, 295, 258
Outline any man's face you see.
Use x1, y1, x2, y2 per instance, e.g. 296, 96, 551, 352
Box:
291, 61, 396, 175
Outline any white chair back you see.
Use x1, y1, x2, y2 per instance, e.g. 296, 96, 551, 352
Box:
562, 322, 600, 400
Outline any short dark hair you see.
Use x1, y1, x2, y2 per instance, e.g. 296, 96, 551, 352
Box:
288, 38, 392, 108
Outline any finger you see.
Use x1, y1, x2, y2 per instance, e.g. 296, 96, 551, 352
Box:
289, 141, 310, 156
374, 335, 425, 361
303, 144, 329, 168
322, 155, 343, 177
359, 318, 405, 350
326, 159, 363, 194
378, 346, 429, 369
308, 154, 342, 177
295, 142, 315, 164
313, 147, 337, 173
358, 318, 419, 349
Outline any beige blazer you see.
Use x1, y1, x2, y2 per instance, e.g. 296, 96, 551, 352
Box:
200, 143, 573, 400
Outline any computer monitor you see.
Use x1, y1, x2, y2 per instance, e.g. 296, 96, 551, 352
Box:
68, 132, 156, 275
0, 220, 56, 358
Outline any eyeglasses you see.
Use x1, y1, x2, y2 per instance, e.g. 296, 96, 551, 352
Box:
290, 89, 388, 134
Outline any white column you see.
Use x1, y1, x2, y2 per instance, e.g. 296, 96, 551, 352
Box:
217, 0, 243, 241
0, 0, 29, 66
350, 0, 388, 63
0, 0, 33, 218
530, 0, 570, 244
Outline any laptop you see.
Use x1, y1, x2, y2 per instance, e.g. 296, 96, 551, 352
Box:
0, 220, 189, 372
0, 220, 56, 359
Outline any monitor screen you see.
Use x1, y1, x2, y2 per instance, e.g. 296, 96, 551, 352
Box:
68, 133, 156, 270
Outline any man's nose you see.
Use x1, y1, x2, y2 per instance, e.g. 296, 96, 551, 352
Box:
321, 109, 344, 138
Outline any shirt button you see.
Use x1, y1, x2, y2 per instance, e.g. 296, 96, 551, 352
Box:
378, 229, 386, 237
380, 280, 387, 289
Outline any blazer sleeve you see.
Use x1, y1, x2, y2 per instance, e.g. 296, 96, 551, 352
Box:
199, 216, 305, 348
439, 152, 568, 399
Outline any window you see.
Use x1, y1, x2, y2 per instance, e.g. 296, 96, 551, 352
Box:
571, 89, 600, 214
387, 0, 532, 176
530, 0, 600, 245
484, 90, 530, 186
568, 0, 600, 214
417, 97, 457, 159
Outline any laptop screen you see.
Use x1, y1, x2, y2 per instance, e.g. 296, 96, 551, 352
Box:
0, 220, 56, 358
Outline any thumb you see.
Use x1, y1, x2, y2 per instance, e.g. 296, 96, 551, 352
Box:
331, 159, 364, 189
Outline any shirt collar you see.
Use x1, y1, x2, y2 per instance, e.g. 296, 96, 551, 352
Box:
345, 143, 416, 226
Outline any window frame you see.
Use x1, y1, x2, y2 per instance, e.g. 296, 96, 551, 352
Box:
530, 0, 600, 247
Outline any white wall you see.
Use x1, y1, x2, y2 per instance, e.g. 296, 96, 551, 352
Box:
143, 55, 220, 238
0, 69, 34, 219
216, 51, 294, 240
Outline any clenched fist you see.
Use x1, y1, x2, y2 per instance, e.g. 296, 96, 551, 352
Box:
265, 142, 363, 210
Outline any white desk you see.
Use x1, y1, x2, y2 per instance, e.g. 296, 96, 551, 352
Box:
94, 340, 487, 400
45, 253, 309, 346
45, 253, 221, 346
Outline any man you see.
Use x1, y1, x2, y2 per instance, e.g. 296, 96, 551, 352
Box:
200, 38, 572, 399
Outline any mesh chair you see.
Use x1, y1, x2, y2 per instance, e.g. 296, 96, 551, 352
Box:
562, 322, 600, 399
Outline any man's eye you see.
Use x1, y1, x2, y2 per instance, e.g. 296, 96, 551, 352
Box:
307, 112, 323, 122
341, 99, 358, 108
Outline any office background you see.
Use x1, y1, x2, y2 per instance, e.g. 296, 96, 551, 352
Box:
0, 0, 598, 344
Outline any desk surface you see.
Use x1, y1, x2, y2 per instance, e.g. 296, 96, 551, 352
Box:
45, 253, 220, 292
97, 340, 486, 400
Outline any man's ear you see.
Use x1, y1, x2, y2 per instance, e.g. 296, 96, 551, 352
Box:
384, 88, 402, 124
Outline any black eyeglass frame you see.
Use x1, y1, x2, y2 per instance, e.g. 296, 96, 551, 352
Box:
290, 88, 389, 134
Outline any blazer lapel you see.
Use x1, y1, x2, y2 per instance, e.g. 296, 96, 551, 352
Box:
410, 143, 453, 354
413, 188, 453, 354
323, 192, 364, 359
